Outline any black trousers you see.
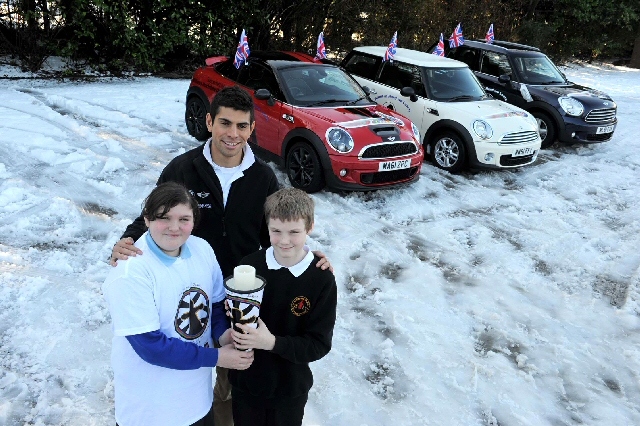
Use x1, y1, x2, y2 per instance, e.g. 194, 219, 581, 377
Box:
232, 387, 308, 426
116, 401, 214, 426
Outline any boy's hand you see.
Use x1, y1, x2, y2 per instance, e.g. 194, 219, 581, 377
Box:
312, 250, 333, 273
110, 237, 143, 266
233, 318, 276, 351
216, 344, 254, 370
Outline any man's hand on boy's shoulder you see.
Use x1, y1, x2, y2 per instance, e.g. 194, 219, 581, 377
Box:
109, 237, 143, 266
312, 250, 333, 273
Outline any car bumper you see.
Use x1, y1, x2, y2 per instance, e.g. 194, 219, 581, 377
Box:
557, 117, 617, 144
324, 154, 423, 191
469, 140, 541, 170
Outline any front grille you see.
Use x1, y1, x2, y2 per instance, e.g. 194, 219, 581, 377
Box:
360, 142, 418, 159
360, 167, 419, 184
499, 153, 536, 167
499, 131, 539, 145
585, 108, 616, 124
586, 132, 614, 142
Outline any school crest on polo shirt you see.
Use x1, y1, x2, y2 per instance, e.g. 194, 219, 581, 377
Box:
290, 296, 311, 316
175, 287, 210, 340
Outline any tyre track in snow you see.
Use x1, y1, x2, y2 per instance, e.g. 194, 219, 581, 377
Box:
308, 139, 640, 423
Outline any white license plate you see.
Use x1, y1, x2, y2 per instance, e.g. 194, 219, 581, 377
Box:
513, 147, 535, 157
378, 159, 410, 171
596, 125, 614, 134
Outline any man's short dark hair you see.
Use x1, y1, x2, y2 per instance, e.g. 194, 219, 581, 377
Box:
142, 182, 200, 228
210, 85, 254, 123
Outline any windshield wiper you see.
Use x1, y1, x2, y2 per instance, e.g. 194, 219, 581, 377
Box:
536, 80, 564, 85
345, 96, 368, 105
447, 95, 477, 102
305, 99, 351, 107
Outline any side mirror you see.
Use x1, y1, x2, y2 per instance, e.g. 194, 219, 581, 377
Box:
254, 88, 275, 106
361, 86, 371, 95
498, 74, 511, 84
400, 86, 418, 102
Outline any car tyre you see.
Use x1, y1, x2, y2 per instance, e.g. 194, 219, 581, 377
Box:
430, 131, 466, 173
185, 97, 209, 141
533, 112, 556, 148
286, 142, 325, 193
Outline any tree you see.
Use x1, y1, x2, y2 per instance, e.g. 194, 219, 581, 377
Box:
631, 25, 640, 68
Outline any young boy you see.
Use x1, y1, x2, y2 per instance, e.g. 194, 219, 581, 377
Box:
228, 188, 337, 426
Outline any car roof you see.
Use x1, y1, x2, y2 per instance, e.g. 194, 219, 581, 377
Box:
353, 46, 467, 68
243, 50, 337, 70
461, 40, 543, 54
249, 51, 313, 62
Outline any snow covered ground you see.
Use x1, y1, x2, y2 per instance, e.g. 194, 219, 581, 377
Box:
0, 61, 639, 426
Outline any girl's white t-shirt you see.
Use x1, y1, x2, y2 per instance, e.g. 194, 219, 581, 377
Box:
103, 233, 225, 426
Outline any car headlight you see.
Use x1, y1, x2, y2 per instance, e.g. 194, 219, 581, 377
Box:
558, 96, 584, 116
472, 120, 493, 140
326, 127, 354, 153
411, 122, 420, 142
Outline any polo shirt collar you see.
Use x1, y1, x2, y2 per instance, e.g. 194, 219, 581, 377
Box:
145, 232, 192, 267
265, 246, 313, 278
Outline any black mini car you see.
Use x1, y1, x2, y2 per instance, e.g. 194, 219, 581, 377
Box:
430, 40, 617, 148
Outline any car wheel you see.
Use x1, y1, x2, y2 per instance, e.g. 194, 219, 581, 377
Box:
286, 142, 325, 193
430, 131, 466, 173
185, 97, 209, 141
533, 112, 556, 148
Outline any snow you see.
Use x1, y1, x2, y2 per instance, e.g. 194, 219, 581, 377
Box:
1, 61, 639, 425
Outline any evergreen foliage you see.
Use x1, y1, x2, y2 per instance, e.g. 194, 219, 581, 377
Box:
0, 0, 638, 73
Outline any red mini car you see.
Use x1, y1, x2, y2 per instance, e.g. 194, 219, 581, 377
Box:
185, 51, 424, 192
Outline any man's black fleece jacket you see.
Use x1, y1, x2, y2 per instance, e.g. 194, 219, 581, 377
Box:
121, 144, 280, 278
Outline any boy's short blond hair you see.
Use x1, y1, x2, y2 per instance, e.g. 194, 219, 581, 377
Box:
264, 187, 314, 231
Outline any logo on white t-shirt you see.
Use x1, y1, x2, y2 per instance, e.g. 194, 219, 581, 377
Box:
174, 287, 210, 340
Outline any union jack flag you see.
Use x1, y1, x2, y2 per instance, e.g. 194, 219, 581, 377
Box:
233, 29, 250, 69
432, 33, 445, 56
315, 32, 327, 60
486, 24, 494, 44
384, 31, 398, 62
449, 23, 464, 48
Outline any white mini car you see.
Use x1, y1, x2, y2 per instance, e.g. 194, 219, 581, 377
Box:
342, 46, 542, 172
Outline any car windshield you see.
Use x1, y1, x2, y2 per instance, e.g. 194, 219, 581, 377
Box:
424, 67, 488, 102
278, 65, 371, 107
511, 55, 566, 84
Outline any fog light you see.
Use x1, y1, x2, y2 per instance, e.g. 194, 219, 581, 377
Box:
571, 132, 576, 138
484, 153, 495, 162
339, 169, 347, 177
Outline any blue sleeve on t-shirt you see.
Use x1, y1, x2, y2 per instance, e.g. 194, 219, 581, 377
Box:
126, 331, 218, 370
210, 300, 230, 342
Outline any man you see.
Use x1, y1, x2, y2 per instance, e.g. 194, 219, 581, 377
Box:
110, 86, 331, 426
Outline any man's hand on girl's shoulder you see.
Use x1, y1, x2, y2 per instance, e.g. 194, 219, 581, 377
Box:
109, 237, 143, 266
